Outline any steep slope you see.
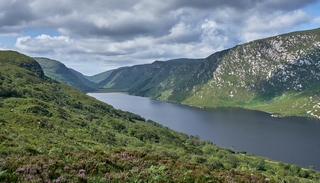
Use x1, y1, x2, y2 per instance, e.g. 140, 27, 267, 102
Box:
1, 51, 319, 182
34, 57, 95, 92
181, 28, 320, 117
154, 50, 230, 101
84, 69, 115, 84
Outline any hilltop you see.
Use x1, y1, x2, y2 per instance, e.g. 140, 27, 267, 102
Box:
34, 57, 95, 92
1, 51, 320, 182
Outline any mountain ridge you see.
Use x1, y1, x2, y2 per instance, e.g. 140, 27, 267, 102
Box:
82, 27, 320, 118
34, 57, 95, 92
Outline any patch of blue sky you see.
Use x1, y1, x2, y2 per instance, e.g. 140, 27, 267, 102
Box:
21, 28, 61, 38
304, 0, 320, 17
296, 0, 320, 30
0, 37, 16, 48
0, 28, 61, 47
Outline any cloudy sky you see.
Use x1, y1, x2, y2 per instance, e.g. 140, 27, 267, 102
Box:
1, 0, 320, 75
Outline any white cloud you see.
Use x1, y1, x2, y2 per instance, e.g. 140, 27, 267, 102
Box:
313, 16, 320, 23
0, 0, 317, 75
15, 34, 72, 54
241, 10, 310, 42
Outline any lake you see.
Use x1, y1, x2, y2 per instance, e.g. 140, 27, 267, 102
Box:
88, 92, 320, 170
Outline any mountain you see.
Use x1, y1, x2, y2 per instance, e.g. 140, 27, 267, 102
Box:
96, 58, 204, 95
84, 69, 116, 84
182, 27, 320, 118
34, 57, 95, 92
96, 27, 320, 118
1, 51, 319, 182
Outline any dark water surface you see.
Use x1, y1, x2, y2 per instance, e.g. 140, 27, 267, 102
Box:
88, 92, 320, 170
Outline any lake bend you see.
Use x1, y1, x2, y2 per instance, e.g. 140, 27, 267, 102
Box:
88, 92, 320, 170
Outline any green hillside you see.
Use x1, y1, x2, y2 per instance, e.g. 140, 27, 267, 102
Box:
1, 51, 319, 182
69, 68, 100, 88
34, 57, 95, 92
84, 70, 115, 84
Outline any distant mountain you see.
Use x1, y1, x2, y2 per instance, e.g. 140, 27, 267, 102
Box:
34, 57, 95, 92
4, 51, 317, 182
96, 58, 203, 95
68, 68, 98, 87
84, 69, 115, 84
94, 27, 320, 118
34, 57, 205, 94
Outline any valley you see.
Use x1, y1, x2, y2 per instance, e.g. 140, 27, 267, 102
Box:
39, 28, 320, 119
2, 1, 320, 182
1, 28, 320, 182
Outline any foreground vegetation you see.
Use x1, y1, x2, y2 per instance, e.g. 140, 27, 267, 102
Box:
1, 50, 320, 182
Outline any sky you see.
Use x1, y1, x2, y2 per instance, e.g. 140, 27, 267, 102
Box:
1, 0, 320, 76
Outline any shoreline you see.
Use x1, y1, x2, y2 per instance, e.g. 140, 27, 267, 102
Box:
87, 89, 128, 94
89, 91, 320, 120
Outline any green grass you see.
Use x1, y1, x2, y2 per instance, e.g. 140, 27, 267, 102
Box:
246, 91, 320, 117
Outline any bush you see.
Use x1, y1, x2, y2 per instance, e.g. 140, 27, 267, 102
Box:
206, 157, 224, 170
191, 155, 206, 164
290, 165, 301, 174
255, 159, 266, 171
299, 170, 310, 178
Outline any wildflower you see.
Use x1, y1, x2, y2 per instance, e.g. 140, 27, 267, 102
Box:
16, 167, 27, 173
63, 165, 70, 172
55, 176, 64, 183
77, 169, 86, 178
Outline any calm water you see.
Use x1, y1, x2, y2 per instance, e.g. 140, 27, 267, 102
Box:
88, 92, 320, 170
